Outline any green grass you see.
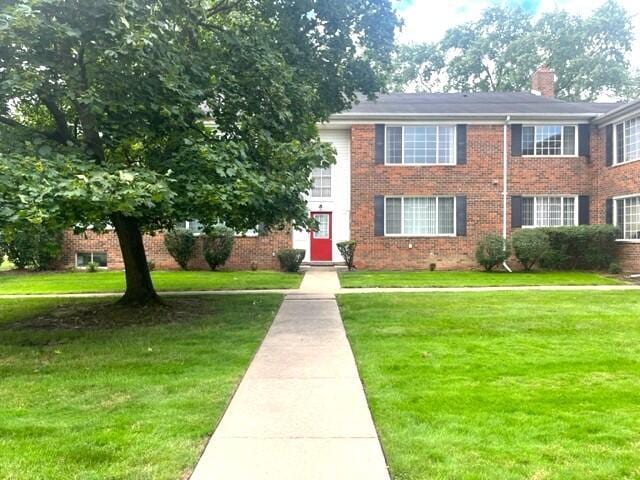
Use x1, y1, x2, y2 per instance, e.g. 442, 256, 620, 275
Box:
339, 270, 623, 288
0, 270, 301, 294
339, 292, 640, 480
0, 294, 282, 479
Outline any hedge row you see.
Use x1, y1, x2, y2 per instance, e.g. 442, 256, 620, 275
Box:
476, 225, 618, 271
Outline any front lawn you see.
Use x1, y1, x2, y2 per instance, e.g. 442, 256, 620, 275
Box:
339, 269, 623, 288
339, 291, 640, 479
0, 294, 281, 479
0, 270, 301, 294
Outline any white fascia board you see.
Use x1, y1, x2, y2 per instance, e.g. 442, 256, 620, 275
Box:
593, 100, 640, 126
328, 113, 598, 123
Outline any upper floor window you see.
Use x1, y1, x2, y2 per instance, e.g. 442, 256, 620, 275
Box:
522, 196, 577, 227
522, 125, 577, 156
385, 125, 455, 165
385, 196, 455, 236
311, 167, 331, 197
615, 196, 640, 240
613, 117, 640, 165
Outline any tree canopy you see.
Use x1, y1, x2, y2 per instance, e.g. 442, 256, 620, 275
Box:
391, 0, 634, 101
0, 0, 398, 303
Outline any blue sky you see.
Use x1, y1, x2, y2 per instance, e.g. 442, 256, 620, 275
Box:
394, 0, 640, 67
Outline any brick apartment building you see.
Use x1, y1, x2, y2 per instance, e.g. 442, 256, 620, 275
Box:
61, 68, 640, 272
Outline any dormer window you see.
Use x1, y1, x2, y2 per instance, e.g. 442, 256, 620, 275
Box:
522, 125, 577, 156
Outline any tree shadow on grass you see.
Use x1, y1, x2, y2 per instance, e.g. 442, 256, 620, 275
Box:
1, 297, 220, 331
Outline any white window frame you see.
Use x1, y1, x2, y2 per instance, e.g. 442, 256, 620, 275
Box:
384, 125, 457, 166
383, 196, 457, 237
521, 195, 579, 228
613, 193, 640, 243
310, 166, 332, 198
521, 124, 578, 157
183, 221, 258, 237
612, 118, 640, 166
312, 213, 331, 239
75, 251, 108, 269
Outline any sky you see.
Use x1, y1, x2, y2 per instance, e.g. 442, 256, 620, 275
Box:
394, 0, 640, 68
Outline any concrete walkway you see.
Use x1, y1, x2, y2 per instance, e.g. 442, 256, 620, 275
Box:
189, 271, 390, 480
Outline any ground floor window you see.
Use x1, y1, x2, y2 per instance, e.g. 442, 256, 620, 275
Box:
182, 221, 258, 237
522, 196, 577, 227
385, 196, 455, 236
75, 252, 107, 268
615, 196, 640, 240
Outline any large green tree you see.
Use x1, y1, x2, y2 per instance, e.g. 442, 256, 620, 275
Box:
0, 0, 398, 304
391, 1, 633, 101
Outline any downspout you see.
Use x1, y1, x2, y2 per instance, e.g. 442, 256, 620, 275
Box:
502, 116, 513, 272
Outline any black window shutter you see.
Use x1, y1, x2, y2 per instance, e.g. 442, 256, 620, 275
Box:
605, 198, 613, 224
456, 196, 467, 236
578, 125, 590, 157
578, 195, 590, 225
374, 124, 385, 164
605, 125, 613, 166
511, 195, 523, 228
374, 196, 385, 236
456, 125, 467, 165
511, 124, 522, 156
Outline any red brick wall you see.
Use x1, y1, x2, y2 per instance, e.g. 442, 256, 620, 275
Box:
59, 229, 291, 271
590, 125, 640, 271
58, 122, 640, 273
350, 124, 504, 270
349, 123, 633, 271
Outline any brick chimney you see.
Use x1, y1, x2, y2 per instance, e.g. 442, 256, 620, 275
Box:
531, 66, 555, 97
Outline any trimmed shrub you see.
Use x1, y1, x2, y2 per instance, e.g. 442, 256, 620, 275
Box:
203, 226, 235, 270
608, 262, 621, 274
277, 248, 306, 272
475, 234, 510, 271
337, 241, 357, 271
86, 261, 98, 273
539, 225, 618, 270
511, 229, 550, 271
0, 225, 63, 270
164, 228, 195, 270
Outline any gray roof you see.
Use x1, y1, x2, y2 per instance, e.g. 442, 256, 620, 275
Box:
334, 92, 622, 118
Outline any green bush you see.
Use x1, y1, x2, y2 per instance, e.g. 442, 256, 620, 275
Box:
475, 234, 510, 271
337, 241, 357, 271
163, 228, 195, 270
86, 261, 99, 273
511, 229, 550, 271
0, 225, 63, 270
203, 226, 235, 270
608, 262, 621, 274
277, 248, 306, 272
539, 225, 618, 270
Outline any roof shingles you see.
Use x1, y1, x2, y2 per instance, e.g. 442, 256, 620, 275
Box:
334, 92, 621, 117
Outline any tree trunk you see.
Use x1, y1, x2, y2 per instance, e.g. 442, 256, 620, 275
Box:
112, 214, 160, 305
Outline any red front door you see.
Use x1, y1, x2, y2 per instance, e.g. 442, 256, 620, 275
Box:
310, 212, 332, 261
